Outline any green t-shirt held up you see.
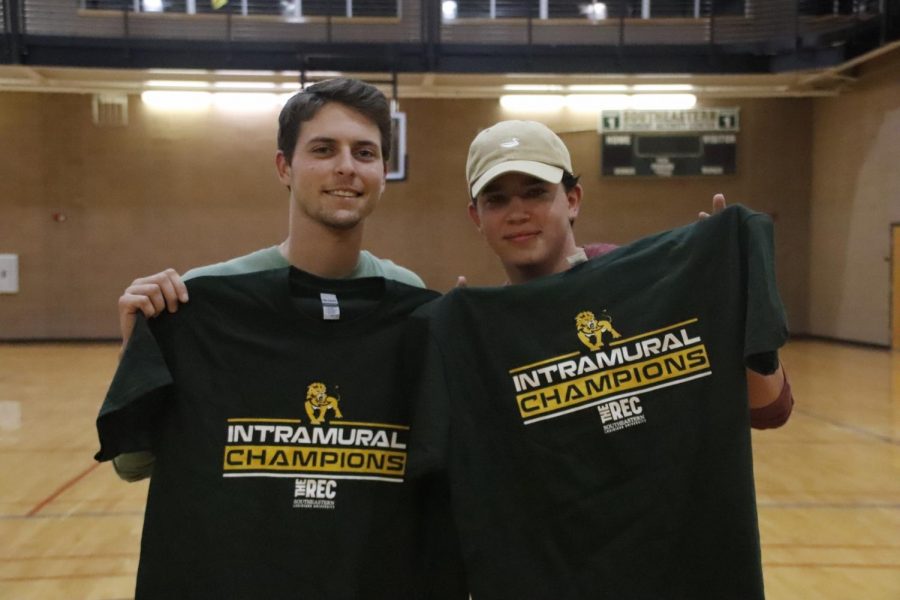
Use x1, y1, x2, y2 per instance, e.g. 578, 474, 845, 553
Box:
409, 205, 788, 599
96, 268, 465, 598
112, 246, 424, 481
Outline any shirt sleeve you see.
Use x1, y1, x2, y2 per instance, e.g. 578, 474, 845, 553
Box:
112, 451, 156, 482
407, 331, 453, 479
749, 371, 794, 429
742, 213, 789, 375
94, 314, 173, 462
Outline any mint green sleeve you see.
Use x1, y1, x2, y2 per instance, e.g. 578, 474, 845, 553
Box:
95, 314, 173, 481
112, 451, 155, 482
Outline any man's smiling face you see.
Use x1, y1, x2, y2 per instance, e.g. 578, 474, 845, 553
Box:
468, 171, 582, 284
277, 102, 386, 232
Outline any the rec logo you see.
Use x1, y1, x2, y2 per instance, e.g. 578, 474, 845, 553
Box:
597, 396, 646, 434
293, 478, 337, 510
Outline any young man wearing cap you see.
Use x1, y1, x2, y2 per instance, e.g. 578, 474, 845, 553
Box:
464, 119, 791, 424
408, 120, 789, 600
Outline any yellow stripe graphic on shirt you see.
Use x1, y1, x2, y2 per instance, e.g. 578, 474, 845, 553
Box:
516, 345, 710, 419
509, 352, 581, 374
223, 445, 406, 476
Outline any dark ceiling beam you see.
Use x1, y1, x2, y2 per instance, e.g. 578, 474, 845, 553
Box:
13, 35, 868, 75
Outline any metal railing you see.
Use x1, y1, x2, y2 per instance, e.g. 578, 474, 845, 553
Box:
0, 0, 891, 65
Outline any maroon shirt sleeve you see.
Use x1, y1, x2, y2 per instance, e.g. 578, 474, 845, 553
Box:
583, 243, 619, 259
749, 372, 793, 429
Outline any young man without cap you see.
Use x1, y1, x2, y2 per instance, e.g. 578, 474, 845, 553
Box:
97, 77, 467, 598
111, 78, 424, 481
463, 119, 792, 425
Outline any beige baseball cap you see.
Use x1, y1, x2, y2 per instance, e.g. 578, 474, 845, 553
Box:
466, 120, 573, 198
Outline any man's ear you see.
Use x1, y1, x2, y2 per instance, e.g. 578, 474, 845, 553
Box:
567, 183, 583, 222
275, 151, 292, 188
467, 201, 482, 232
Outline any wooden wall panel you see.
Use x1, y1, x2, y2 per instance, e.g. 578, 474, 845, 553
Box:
807, 52, 900, 346
1, 91, 812, 339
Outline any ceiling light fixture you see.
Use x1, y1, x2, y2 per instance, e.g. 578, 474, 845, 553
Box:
629, 93, 697, 109
568, 84, 628, 92
141, 91, 212, 111
212, 93, 282, 111
503, 84, 565, 92
565, 94, 631, 111
499, 95, 566, 111
442, 0, 457, 20
632, 84, 695, 92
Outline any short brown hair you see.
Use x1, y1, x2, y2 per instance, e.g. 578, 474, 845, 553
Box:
277, 78, 392, 163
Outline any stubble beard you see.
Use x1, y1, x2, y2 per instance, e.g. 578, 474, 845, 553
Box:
305, 201, 367, 232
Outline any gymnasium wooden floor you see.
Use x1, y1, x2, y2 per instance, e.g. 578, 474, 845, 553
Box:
0, 339, 897, 599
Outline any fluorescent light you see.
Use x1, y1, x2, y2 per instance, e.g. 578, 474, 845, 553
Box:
141, 91, 211, 111
568, 84, 628, 92
212, 93, 281, 111
442, 0, 457, 20
214, 70, 276, 76
504, 84, 564, 92
142, 0, 163, 12
629, 94, 697, 110
147, 80, 210, 89
632, 84, 694, 92
303, 71, 343, 78
500, 95, 566, 112
213, 81, 278, 90
148, 69, 208, 75
500, 93, 698, 113
565, 94, 630, 111
581, 1, 607, 20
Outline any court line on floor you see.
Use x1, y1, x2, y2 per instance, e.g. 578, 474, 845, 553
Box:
25, 462, 101, 517
0, 509, 143, 520
758, 501, 900, 509
0, 552, 138, 561
0, 572, 134, 582
763, 562, 900, 570
793, 407, 898, 445
763, 542, 900, 549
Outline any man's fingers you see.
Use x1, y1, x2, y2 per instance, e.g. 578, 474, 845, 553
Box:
119, 291, 160, 319
712, 193, 726, 213
156, 277, 183, 314
699, 193, 727, 220
123, 283, 167, 316
158, 268, 189, 304
455, 276, 468, 288
172, 272, 189, 304
125, 269, 188, 314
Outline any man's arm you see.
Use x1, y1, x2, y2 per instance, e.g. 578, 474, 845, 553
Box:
112, 451, 157, 482
702, 193, 793, 428
113, 269, 188, 482
748, 364, 793, 429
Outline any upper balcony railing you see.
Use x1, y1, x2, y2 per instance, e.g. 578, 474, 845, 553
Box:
0, 0, 893, 70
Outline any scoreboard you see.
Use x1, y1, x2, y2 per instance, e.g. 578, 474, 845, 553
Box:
599, 108, 739, 177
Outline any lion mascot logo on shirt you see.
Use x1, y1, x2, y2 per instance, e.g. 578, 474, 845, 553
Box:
575, 310, 622, 351
305, 382, 343, 425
